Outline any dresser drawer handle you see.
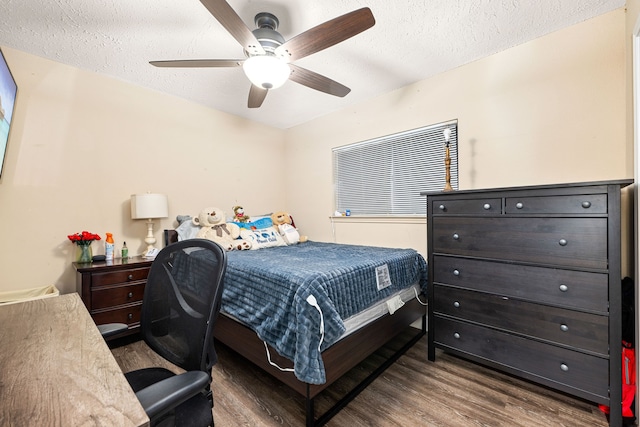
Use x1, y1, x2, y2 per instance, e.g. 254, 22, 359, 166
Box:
452, 233, 460, 240
453, 269, 460, 276
558, 239, 567, 246
581, 201, 592, 209
439, 204, 446, 211
560, 363, 569, 372
483, 203, 491, 210
127, 313, 133, 320
560, 324, 569, 332
453, 301, 460, 308
127, 292, 133, 299
127, 274, 134, 280
515, 202, 523, 209
453, 332, 461, 339
559, 284, 569, 292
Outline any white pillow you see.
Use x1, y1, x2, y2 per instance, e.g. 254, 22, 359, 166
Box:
240, 227, 286, 250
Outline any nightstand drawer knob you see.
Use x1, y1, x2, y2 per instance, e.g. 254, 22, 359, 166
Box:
452, 233, 460, 240
453, 269, 460, 276
558, 239, 568, 246
581, 201, 592, 209
560, 324, 569, 332
483, 203, 491, 210
128, 313, 133, 320
127, 274, 134, 280
453, 332, 461, 339
559, 284, 569, 292
560, 363, 569, 372
516, 202, 523, 209
453, 301, 460, 308
128, 292, 133, 299
439, 204, 446, 211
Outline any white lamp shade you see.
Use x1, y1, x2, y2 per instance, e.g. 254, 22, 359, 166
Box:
131, 193, 169, 219
242, 56, 290, 89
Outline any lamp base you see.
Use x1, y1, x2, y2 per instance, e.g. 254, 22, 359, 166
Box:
144, 219, 157, 252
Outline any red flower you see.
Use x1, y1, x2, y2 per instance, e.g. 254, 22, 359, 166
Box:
67, 231, 101, 245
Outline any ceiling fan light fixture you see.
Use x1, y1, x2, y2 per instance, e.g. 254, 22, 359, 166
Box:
243, 55, 290, 89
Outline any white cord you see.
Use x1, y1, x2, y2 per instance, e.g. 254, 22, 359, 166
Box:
263, 341, 295, 373
414, 287, 428, 306
307, 295, 325, 351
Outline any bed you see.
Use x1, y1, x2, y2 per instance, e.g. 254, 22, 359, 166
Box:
165, 230, 428, 426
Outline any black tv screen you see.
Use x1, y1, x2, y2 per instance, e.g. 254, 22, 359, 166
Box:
0, 48, 17, 179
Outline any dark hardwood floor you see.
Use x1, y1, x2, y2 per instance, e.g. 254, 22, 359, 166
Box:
111, 328, 610, 426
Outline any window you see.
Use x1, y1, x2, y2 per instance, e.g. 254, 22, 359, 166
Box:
333, 120, 458, 216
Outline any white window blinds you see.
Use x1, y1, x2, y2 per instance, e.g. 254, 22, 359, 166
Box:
333, 120, 458, 215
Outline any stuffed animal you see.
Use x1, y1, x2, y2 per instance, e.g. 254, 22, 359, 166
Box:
193, 207, 251, 251
270, 211, 308, 244
232, 205, 250, 223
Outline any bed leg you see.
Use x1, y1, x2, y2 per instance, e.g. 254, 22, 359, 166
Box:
305, 385, 315, 427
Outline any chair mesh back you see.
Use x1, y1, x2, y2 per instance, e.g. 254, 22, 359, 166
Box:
140, 239, 227, 373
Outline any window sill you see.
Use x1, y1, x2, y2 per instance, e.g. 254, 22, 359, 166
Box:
329, 215, 426, 225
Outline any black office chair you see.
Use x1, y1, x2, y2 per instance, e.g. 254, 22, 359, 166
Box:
99, 239, 227, 427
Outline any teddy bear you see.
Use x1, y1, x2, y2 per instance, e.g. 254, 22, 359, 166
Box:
271, 211, 308, 244
193, 207, 251, 251
232, 205, 250, 223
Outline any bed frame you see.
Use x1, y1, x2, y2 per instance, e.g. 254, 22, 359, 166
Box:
165, 230, 426, 426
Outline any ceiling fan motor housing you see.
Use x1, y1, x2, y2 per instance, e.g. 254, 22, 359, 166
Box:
249, 13, 285, 56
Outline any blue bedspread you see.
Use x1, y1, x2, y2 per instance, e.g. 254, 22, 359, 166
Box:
221, 241, 428, 384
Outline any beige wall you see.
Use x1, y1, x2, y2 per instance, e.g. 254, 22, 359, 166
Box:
286, 9, 629, 259
0, 7, 630, 296
0, 48, 286, 295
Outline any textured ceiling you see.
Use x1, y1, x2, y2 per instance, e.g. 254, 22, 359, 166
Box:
0, 0, 626, 129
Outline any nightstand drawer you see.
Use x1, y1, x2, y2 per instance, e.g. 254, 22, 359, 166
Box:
434, 285, 608, 355
432, 256, 608, 313
434, 316, 609, 400
431, 217, 607, 269
432, 198, 501, 215
91, 283, 145, 310
91, 303, 142, 326
92, 267, 150, 287
505, 194, 607, 214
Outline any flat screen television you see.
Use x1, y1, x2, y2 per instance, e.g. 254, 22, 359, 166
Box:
0, 48, 17, 179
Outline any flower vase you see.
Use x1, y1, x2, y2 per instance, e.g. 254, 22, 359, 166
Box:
76, 243, 93, 263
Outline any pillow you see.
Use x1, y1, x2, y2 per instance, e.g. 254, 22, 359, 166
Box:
175, 215, 200, 241
233, 216, 273, 230
240, 227, 286, 250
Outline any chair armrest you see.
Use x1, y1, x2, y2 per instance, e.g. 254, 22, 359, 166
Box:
135, 371, 210, 419
97, 323, 128, 338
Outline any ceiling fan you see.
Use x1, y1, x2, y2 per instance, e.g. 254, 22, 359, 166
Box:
150, 0, 375, 108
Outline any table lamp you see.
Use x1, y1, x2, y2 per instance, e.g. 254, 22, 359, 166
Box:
130, 193, 169, 252
442, 127, 453, 192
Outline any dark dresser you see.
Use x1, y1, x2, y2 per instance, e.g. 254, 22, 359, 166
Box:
422, 179, 633, 427
74, 257, 152, 340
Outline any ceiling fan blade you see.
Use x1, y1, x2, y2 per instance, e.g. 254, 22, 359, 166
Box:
200, 0, 265, 56
248, 85, 268, 108
275, 7, 375, 62
150, 59, 243, 68
289, 64, 350, 97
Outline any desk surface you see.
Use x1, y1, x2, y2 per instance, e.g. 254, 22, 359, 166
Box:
0, 293, 149, 426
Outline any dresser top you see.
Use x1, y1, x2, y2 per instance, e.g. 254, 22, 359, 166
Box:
420, 178, 633, 197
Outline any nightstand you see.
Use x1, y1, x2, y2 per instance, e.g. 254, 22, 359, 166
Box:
74, 257, 153, 340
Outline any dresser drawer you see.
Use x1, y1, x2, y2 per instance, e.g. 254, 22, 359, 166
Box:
432, 198, 501, 215
434, 316, 609, 400
431, 217, 607, 269
91, 303, 142, 326
434, 285, 608, 355
505, 194, 607, 214
91, 283, 145, 310
91, 267, 150, 288
432, 256, 608, 313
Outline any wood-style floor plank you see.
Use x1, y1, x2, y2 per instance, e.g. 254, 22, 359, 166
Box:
111, 328, 610, 426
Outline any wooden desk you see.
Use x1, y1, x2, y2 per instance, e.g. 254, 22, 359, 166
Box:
0, 293, 149, 426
